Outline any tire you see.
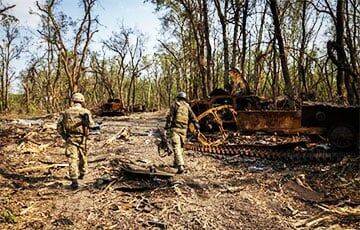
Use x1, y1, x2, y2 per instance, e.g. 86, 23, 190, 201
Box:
328, 124, 356, 150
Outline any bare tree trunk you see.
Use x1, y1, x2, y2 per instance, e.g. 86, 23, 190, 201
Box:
231, 0, 240, 68
253, 5, 267, 93
327, 0, 356, 104
23, 81, 30, 112
336, 0, 350, 104
298, 0, 308, 94
117, 60, 126, 105
323, 58, 334, 101
202, 0, 212, 93
230, 0, 241, 68
3, 48, 10, 111
127, 74, 134, 110
345, 0, 359, 104
240, 0, 250, 93
0, 61, 5, 112
269, 0, 294, 101
178, 0, 207, 97
214, 0, 230, 91
271, 37, 278, 101
132, 76, 136, 110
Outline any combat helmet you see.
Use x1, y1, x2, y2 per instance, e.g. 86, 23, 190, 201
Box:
71, 92, 85, 103
177, 91, 187, 100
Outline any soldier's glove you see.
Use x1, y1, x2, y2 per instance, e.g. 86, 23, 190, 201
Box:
60, 131, 69, 141
81, 114, 90, 127
194, 122, 201, 131
90, 123, 101, 131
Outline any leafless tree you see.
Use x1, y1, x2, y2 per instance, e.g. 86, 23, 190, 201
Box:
269, 0, 294, 101
36, 0, 98, 95
103, 25, 132, 104
0, 17, 26, 111
0, 1, 15, 19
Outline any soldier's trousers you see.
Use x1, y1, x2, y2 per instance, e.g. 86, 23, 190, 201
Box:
170, 132, 185, 166
65, 142, 87, 180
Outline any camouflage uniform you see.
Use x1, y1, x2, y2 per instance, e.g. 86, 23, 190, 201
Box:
57, 102, 94, 182
165, 98, 198, 169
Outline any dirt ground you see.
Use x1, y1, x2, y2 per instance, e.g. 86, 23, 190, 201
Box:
0, 111, 359, 229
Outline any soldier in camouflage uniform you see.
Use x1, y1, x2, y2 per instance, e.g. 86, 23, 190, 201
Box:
165, 92, 200, 174
57, 93, 94, 189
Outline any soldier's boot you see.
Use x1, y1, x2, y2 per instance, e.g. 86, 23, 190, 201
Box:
78, 173, 85, 180
177, 165, 185, 174
70, 179, 79, 190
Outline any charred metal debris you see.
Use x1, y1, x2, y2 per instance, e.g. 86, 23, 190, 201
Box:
98, 98, 151, 116
185, 89, 359, 161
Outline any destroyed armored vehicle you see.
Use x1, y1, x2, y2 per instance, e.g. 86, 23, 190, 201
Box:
190, 89, 359, 150
100, 98, 127, 116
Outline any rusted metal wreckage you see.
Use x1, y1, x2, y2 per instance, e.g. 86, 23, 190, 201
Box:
99, 98, 148, 116
100, 99, 127, 116
185, 89, 359, 160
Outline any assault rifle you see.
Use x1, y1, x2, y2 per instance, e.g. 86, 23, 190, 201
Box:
81, 113, 90, 136
156, 127, 174, 157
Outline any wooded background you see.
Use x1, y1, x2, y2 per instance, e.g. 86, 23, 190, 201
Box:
0, 0, 359, 114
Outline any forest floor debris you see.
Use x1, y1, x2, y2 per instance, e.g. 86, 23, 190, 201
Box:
0, 111, 359, 229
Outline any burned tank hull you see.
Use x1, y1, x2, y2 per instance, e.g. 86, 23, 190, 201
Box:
100, 99, 127, 116
190, 90, 359, 150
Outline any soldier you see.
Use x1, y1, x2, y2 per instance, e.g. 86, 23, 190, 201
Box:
57, 93, 94, 189
165, 92, 200, 174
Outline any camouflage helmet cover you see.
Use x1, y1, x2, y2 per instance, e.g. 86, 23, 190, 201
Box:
177, 91, 187, 100
71, 92, 85, 103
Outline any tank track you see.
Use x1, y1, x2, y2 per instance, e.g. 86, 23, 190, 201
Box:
184, 142, 346, 162
187, 105, 352, 162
